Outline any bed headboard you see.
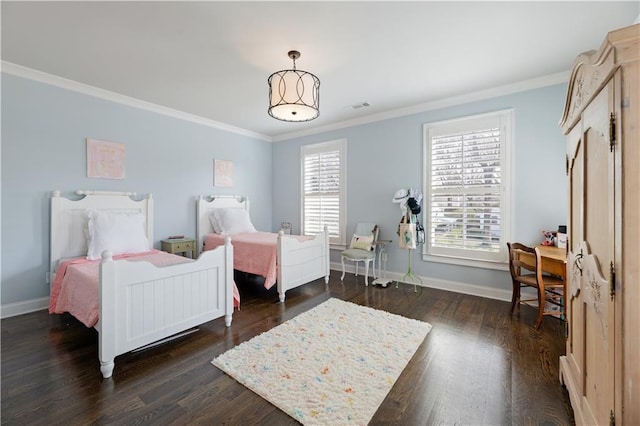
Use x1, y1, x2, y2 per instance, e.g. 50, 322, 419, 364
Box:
196, 195, 248, 254
50, 190, 153, 274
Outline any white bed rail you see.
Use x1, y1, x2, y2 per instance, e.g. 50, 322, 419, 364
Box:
276, 225, 330, 302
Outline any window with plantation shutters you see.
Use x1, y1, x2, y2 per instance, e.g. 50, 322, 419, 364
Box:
301, 139, 346, 246
423, 110, 512, 266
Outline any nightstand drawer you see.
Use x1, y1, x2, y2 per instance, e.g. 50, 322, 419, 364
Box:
171, 241, 194, 252
161, 238, 196, 258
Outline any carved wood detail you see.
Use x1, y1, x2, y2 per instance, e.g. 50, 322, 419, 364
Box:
559, 43, 617, 134
583, 252, 609, 341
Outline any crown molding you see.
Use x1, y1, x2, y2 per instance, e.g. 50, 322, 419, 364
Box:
1, 61, 272, 142
272, 71, 569, 142
3, 61, 568, 144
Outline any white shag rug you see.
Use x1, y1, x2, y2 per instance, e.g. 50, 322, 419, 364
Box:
212, 298, 432, 425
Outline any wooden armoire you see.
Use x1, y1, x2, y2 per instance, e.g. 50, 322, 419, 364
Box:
559, 23, 639, 425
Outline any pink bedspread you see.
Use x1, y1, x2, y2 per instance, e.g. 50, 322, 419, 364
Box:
49, 250, 240, 327
204, 232, 310, 290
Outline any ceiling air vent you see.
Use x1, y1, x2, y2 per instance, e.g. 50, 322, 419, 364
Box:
351, 102, 370, 110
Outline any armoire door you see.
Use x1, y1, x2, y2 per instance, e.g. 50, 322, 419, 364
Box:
567, 76, 616, 425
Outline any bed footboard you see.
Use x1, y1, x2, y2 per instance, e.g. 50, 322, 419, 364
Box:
98, 239, 233, 378
276, 226, 330, 302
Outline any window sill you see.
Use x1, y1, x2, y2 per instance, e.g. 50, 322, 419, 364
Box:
330, 244, 347, 251
421, 253, 509, 271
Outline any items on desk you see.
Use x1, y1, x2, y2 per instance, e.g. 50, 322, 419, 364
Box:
541, 230, 556, 246
541, 226, 568, 248
557, 225, 567, 249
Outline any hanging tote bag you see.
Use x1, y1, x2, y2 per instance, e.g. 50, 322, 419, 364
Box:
398, 213, 417, 250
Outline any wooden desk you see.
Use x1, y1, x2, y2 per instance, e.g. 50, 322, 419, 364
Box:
519, 245, 567, 280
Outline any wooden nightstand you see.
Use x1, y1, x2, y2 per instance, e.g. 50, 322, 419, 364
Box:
161, 238, 196, 259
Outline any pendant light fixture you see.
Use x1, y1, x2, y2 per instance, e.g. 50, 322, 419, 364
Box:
268, 50, 320, 122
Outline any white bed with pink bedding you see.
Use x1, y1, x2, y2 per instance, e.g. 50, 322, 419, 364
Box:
197, 195, 330, 302
50, 190, 236, 379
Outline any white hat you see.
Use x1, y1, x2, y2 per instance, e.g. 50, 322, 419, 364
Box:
392, 188, 409, 204
409, 188, 423, 204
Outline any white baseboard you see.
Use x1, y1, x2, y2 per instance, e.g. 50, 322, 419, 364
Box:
1, 297, 49, 319
2, 267, 512, 319
330, 262, 512, 302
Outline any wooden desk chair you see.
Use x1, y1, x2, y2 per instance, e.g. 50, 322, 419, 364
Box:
507, 242, 565, 329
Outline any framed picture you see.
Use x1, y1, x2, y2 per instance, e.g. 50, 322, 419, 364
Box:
214, 159, 233, 187
86, 138, 125, 179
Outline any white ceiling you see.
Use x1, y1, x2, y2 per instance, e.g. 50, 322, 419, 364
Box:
2, 2, 638, 140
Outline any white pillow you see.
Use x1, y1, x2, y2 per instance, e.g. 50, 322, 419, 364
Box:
86, 209, 150, 260
212, 208, 257, 234
208, 212, 223, 233
349, 234, 374, 251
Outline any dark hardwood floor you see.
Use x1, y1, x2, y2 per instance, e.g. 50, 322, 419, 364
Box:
1, 271, 574, 425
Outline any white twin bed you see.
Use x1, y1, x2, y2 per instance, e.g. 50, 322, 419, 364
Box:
196, 195, 330, 302
49, 190, 235, 379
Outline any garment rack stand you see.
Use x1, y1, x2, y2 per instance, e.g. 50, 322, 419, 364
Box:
398, 249, 420, 292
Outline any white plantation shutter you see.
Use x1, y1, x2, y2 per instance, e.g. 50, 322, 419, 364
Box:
301, 140, 346, 245
424, 110, 512, 264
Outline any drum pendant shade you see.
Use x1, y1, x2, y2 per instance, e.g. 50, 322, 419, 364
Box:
268, 50, 320, 122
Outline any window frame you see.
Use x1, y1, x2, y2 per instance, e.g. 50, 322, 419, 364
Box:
300, 138, 347, 247
422, 109, 513, 270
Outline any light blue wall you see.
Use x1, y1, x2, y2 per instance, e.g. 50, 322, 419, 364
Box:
1, 73, 272, 305
1, 72, 568, 307
272, 84, 568, 291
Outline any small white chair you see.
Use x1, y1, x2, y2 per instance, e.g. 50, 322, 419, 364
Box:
341, 223, 379, 285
